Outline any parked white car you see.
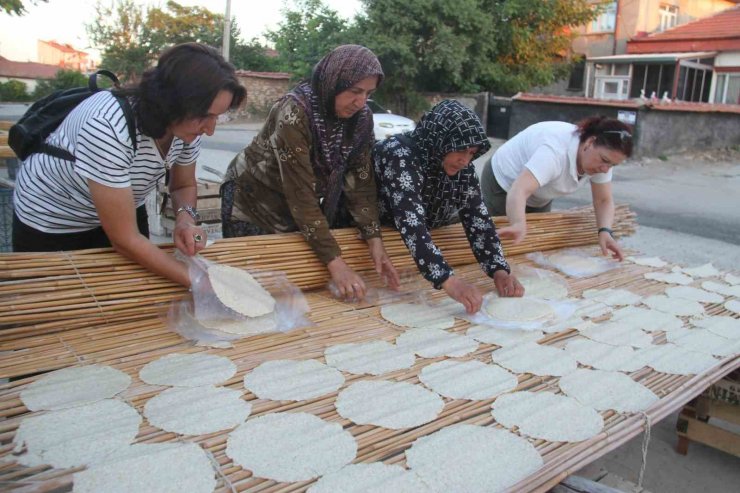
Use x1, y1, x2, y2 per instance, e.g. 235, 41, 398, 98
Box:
367, 100, 415, 141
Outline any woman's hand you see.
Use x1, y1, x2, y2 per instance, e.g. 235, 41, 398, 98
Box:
497, 221, 527, 244
442, 276, 483, 314
367, 237, 401, 290
599, 231, 624, 261
173, 215, 207, 256
327, 257, 366, 301
493, 270, 525, 297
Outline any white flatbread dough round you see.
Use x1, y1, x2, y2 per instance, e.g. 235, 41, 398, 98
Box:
396, 328, 478, 358
21, 364, 131, 412
491, 342, 577, 376
200, 314, 277, 335
13, 399, 141, 468
559, 369, 658, 413
547, 252, 612, 277
307, 463, 430, 493
226, 412, 356, 482
626, 256, 667, 268
208, 264, 275, 317
514, 270, 569, 300
324, 341, 415, 376
665, 327, 740, 357
541, 316, 595, 334
144, 385, 251, 435
691, 316, 740, 339
467, 325, 544, 346
139, 353, 236, 387
572, 299, 613, 319
665, 286, 724, 304
564, 338, 645, 372
679, 263, 720, 278
644, 271, 693, 285
725, 300, 740, 315
643, 295, 705, 317
701, 281, 740, 297
73, 442, 216, 493
335, 380, 443, 429
725, 273, 740, 285
483, 297, 555, 322
380, 303, 455, 329
406, 424, 543, 492
419, 360, 518, 400
243, 359, 344, 401
492, 391, 603, 442
610, 306, 684, 333
636, 343, 718, 375
582, 288, 640, 307
580, 322, 653, 348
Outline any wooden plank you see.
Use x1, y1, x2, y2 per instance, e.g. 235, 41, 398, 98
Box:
676, 413, 740, 457
0, 146, 16, 159
0, 133, 7, 146
555, 475, 625, 493
0, 121, 12, 131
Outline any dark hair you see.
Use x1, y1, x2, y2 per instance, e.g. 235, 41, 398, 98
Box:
576, 115, 633, 157
119, 43, 247, 138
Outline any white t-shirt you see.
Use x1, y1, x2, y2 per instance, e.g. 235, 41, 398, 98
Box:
490, 121, 611, 208
14, 91, 201, 233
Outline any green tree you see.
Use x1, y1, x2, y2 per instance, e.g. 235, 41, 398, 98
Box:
86, 0, 151, 82
266, 0, 354, 81
144, 0, 223, 49
357, 0, 596, 112
0, 0, 47, 16
0, 80, 29, 101
31, 69, 88, 99
230, 38, 281, 72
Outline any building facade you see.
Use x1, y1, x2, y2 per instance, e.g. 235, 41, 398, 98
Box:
37, 40, 95, 73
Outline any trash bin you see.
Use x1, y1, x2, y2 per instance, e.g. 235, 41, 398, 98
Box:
0, 187, 13, 252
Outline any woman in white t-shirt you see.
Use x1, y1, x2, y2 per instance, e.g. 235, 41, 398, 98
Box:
13, 43, 246, 287
480, 116, 633, 261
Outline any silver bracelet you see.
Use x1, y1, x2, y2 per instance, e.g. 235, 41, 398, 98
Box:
175, 205, 200, 222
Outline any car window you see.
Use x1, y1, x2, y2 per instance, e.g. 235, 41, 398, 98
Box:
367, 100, 387, 114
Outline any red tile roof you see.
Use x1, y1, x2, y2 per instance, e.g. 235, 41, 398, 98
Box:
235, 70, 291, 80
39, 40, 87, 56
628, 6, 740, 53
513, 93, 740, 114
0, 56, 59, 80
513, 93, 641, 109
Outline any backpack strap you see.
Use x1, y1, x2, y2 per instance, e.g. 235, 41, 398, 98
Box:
114, 95, 138, 156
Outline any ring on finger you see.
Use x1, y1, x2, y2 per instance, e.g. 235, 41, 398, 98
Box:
193, 233, 203, 243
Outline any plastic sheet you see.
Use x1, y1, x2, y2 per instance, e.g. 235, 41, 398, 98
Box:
166, 254, 312, 345
466, 293, 578, 331
526, 249, 620, 278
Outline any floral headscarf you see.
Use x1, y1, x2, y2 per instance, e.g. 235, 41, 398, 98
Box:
285, 45, 384, 223
410, 99, 491, 170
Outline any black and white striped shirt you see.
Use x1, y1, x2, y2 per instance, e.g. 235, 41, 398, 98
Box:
13, 91, 200, 233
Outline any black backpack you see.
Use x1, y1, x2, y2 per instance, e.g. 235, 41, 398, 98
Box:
8, 69, 137, 162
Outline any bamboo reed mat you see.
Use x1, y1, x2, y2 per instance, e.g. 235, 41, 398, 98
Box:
1, 207, 738, 492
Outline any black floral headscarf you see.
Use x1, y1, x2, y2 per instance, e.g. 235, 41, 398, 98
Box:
285, 45, 384, 223
410, 99, 491, 170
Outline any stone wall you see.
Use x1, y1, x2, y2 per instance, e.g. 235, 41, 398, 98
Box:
422, 92, 489, 128
235, 71, 292, 119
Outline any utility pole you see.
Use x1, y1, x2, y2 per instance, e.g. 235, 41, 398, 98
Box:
222, 0, 231, 62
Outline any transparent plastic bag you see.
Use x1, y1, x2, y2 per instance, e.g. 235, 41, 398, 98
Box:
511, 264, 570, 300
526, 249, 620, 278
325, 266, 428, 305
167, 254, 312, 344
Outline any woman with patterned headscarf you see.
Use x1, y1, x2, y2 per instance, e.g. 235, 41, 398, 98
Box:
373, 100, 523, 314
222, 45, 399, 300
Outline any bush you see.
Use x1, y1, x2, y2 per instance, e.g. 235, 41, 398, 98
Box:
32, 69, 88, 100
0, 80, 30, 102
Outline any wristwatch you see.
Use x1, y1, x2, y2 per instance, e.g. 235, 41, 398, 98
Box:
175, 205, 200, 222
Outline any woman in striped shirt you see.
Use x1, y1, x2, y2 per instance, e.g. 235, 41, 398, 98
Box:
12, 43, 246, 287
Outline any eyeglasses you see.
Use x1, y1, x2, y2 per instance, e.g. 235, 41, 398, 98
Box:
602, 130, 632, 142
